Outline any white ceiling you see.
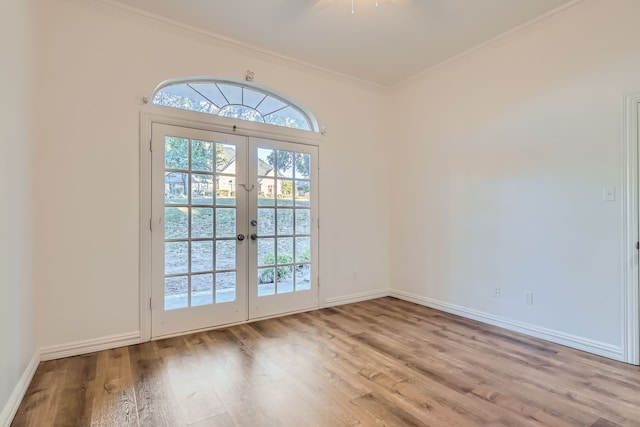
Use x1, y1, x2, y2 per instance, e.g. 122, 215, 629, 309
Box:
107, 0, 579, 87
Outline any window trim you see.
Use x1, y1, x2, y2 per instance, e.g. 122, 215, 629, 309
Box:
152, 77, 320, 133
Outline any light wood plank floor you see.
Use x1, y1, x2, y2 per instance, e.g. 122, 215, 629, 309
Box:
12, 297, 640, 426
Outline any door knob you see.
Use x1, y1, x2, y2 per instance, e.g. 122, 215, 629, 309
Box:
250, 233, 258, 241
250, 219, 258, 226
237, 234, 245, 241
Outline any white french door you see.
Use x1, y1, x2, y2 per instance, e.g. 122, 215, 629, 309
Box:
151, 124, 318, 338
248, 138, 319, 319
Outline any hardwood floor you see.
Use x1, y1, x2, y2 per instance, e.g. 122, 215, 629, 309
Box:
12, 297, 640, 426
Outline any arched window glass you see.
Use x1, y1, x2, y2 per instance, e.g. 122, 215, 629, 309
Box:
152, 78, 317, 132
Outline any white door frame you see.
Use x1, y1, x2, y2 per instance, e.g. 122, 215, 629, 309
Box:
624, 94, 640, 365
139, 108, 322, 342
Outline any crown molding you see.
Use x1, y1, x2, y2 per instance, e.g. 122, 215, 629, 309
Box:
74, 0, 589, 91
393, 0, 590, 89
72, 0, 388, 91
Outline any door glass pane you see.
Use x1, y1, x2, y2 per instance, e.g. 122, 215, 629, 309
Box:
192, 174, 214, 205
295, 153, 311, 179
165, 207, 188, 239
258, 148, 274, 171
217, 176, 236, 206
295, 265, 311, 291
191, 208, 213, 238
165, 137, 189, 170
258, 208, 275, 236
277, 179, 294, 206
191, 240, 213, 272
192, 140, 215, 172
258, 178, 275, 206
295, 209, 311, 234
217, 143, 236, 173
165, 172, 188, 204
258, 238, 275, 267
277, 151, 294, 179
216, 208, 236, 238
216, 240, 236, 270
216, 272, 236, 303
295, 237, 311, 263
277, 237, 293, 262
192, 274, 213, 307
165, 276, 188, 310
277, 266, 294, 294
295, 180, 311, 207
277, 209, 294, 235
165, 241, 188, 275
258, 268, 275, 296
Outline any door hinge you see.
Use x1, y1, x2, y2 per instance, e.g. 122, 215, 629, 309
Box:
636, 241, 639, 250
149, 139, 153, 152
150, 218, 153, 231
149, 298, 152, 310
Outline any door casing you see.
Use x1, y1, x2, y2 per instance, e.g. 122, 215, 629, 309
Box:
139, 109, 322, 341
623, 94, 640, 365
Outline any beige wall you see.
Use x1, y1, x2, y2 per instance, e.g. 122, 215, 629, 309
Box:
34, 0, 391, 348
0, 0, 37, 420
390, 0, 640, 353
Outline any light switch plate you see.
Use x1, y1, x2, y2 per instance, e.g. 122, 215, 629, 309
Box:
603, 187, 615, 201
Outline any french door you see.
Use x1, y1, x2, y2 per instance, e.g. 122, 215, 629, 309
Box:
151, 124, 318, 338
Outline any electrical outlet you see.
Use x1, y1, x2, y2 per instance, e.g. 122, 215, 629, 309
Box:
525, 292, 534, 305
492, 286, 502, 298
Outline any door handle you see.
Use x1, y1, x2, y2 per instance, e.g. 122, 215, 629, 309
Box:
237, 234, 246, 241
250, 233, 258, 241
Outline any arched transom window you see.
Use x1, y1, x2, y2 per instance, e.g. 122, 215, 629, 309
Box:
153, 78, 317, 132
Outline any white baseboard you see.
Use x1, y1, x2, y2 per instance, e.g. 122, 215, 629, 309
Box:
389, 289, 624, 362
40, 331, 141, 361
1, 351, 40, 427
322, 289, 389, 308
